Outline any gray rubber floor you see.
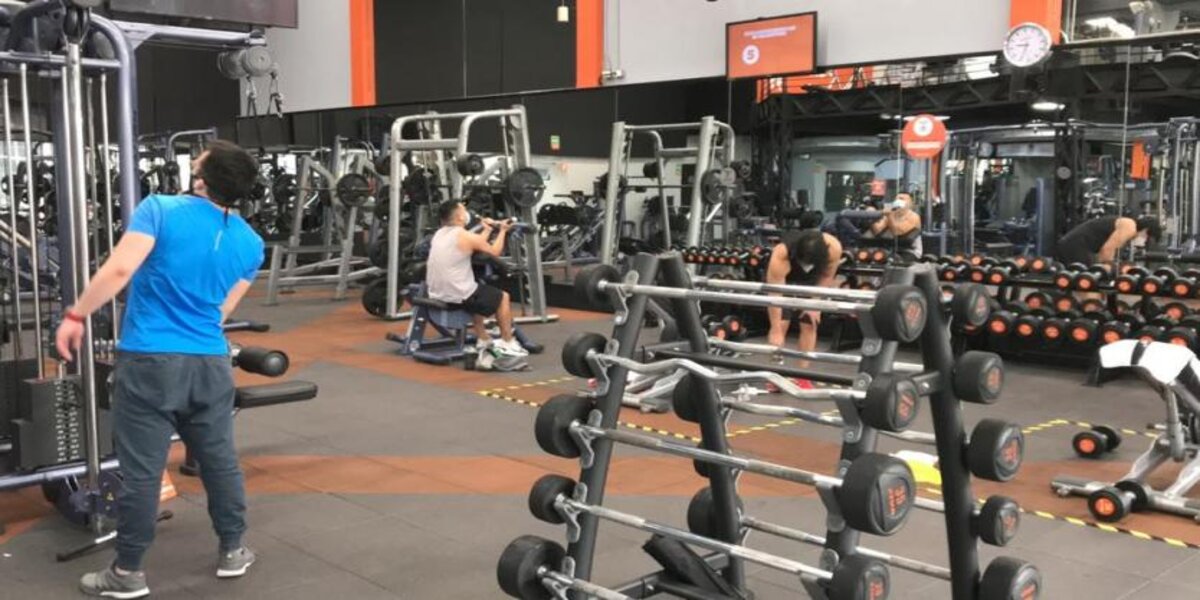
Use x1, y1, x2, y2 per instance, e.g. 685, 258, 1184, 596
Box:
1, 292, 1198, 599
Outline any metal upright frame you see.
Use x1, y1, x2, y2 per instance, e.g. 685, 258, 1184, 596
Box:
599, 118, 736, 266
384, 106, 556, 323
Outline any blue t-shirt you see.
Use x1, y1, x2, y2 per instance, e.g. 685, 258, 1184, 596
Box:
117, 194, 264, 355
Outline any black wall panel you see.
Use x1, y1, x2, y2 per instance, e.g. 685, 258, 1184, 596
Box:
374, 0, 466, 103
136, 45, 240, 137
520, 88, 613, 156
376, 0, 575, 105
498, 0, 574, 94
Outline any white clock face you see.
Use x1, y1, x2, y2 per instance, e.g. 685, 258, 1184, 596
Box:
1003, 23, 1053, 68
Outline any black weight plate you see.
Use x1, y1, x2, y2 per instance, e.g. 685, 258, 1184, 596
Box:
976, 495, 1021, 547
968, 419, 1024, 482
533, 394, 594, 458
561, 332, 607, 378
335, 172, 372, 207
527, 474, 575, 524
952, 351, 1004, 404
497, 535, 563, 600
838, 453, 916, 536
506, 167, 545, 209
980, 557, 1042, 600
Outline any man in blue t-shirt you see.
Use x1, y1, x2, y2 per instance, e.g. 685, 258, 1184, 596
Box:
55, 140, 265, 599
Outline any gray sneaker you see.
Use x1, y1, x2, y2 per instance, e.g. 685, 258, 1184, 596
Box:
217, 546, 256, 578
79, 566, 149, 599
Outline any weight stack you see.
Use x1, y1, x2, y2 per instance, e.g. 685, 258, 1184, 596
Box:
14, 376, 112, 472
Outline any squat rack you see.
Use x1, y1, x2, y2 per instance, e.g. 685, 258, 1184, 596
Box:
383, 106, 556, 324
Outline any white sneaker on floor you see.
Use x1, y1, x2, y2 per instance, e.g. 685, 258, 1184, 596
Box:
495, 339, 529, 357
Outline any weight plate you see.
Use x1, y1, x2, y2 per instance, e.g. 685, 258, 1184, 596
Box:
506, 167, 545, 209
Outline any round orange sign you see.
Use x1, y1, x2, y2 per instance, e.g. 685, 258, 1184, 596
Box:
901, 114, 948, 159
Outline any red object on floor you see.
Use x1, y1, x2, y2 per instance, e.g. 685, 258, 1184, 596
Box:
767, 378, 814, 392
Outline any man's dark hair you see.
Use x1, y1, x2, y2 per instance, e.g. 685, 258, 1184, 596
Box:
197, 140, 258, 207
790, 229, 829, 276
1135, 216, 1162, 243
437, 199, 463, 224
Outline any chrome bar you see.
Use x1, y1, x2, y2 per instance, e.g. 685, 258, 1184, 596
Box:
19, 64, 44, 376
3, 78, 21, 360
599, 280, 872, 315
596, 353, 864, 402
98, 73, 118, 339
693, 276, 878, 301
742, 517, 952, 580
65, 42, 103, 506
710, 339, 923, 373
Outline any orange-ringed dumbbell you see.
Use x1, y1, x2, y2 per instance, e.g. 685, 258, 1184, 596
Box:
1113, 266, 1146, 294
1024, 292, 1052, 312
1052, 293, 1081, 314
940, 263, 967, 282
1041, 314, 1069, 343
1066, 310, 1114, 345
1171, 268, 1200, 298
1072, 265, 1108, 292
986, 260, 1020, 285
1099, 320, 1131, 344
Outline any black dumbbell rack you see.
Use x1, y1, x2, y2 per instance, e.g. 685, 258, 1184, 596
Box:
501, 254, 1040, 600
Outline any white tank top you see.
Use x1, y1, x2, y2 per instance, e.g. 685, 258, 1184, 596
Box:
426, 226, 478, 303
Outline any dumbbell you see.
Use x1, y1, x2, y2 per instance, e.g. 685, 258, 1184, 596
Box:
1087, 479, 1152, 523
1027, 256, 1053, 273
939, 263, 967, 282
1023, 292, 1053, 312
1152, 301, 1191, 326
985, 260, 1020, 285
1052, 293, 1081, 315
1011, 308, 1051, 340
1099, 320, 1131, 344
1065, 310, 1114, 345
870, 248, 891, 264
854, 248, 873, 264
1072, 425, 1123, 459
1170, 268, 1200, 298
1040, 314, 1070, 343
967, 263, 990, 284
1079, 298, 1107, 314
1052, 266, 1079, 291
1138, 267, 1176, 296
1162, 314, 1200, 350
1011, 255, 1031, 272
1071, 265, 1109, 292
1113, 266, 1147, 294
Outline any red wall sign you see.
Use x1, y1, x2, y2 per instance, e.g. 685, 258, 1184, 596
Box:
901, 114, 948, 159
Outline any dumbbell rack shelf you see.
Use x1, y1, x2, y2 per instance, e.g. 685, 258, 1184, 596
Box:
499, 253, 1040, 600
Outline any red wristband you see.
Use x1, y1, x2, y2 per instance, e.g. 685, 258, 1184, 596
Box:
64, 310, 86, 323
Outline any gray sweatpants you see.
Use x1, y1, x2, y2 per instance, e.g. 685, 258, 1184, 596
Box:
112, 352, 246, 571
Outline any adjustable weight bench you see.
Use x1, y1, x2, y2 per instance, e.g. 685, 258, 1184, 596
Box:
386, 283, 543, 366
1052, 339, 1200, 523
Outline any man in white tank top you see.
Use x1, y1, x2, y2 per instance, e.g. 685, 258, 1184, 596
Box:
425, 199, 526, 356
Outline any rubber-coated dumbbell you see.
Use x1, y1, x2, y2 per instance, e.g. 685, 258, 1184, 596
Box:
1066, 310, 1114, 345
967, 263, 989, 284
1027, 256, 1053, 273
940, 263, 967, 282
1072, 265, 1109, 291
1161, 314, 1200, 350
1113, 266, 1147, 294
1040, 315, 1069, 343
1169, 268, 1199, 298
1011, 255, 1031, 272
1052, 293, 1081, 314
1023, 292, 1052, 312
1087, 479, 1152, 523
1080, 298, 1107, 314
1072, 425, 1123, 459
986, 302, 1031, 336
986, 260, 1020, 285
1099, 320, 1131, 344
1139, 268, 1173, 295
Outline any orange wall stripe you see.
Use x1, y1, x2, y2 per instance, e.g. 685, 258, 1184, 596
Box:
575, 0, 604, 88
1010, 0, 1063, 44
349, 0, 377, 106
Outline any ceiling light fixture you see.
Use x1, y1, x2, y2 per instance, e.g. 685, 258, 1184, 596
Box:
557, 1, 569, 23
1031, 100, 1065, 112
